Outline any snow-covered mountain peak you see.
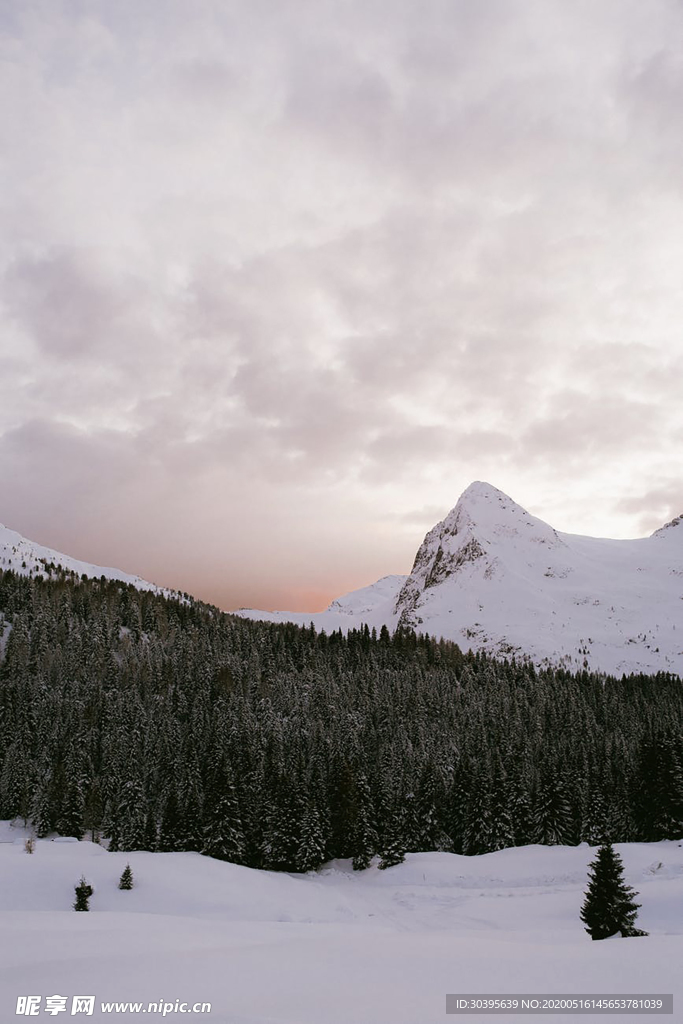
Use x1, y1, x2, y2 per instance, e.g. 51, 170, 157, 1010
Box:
440, 480, 561, 548
393, 482, 563, 626
239, 481, 683, 676
456, 479, 515, 508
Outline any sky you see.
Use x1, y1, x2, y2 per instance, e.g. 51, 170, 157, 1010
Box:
1, 0, 683, 612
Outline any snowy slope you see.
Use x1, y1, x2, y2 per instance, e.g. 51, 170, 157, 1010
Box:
237, 574, 406, 632
0, 522, 168, 595
239, 482, 683, 677
0, 821, 681, 1024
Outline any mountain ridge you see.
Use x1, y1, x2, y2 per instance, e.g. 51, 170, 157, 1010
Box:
3, 481, 682, 676
0, 521, 168, 596
238, 482, 683, 677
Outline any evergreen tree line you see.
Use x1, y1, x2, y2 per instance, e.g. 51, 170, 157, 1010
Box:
1, 568, 682, 871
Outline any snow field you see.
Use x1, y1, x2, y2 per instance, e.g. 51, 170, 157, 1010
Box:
1, 823, 682, 1023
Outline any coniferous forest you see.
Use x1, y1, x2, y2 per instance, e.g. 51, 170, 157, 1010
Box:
1, 568, 682, 872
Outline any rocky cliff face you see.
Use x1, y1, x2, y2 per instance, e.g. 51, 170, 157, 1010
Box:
394, 481, 564, 630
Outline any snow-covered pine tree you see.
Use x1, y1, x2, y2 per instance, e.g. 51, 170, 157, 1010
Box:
177, 753, 205, 853
462, 770, 493, 856
351, 772, 378, 870
74, 876, 94, 911
447, 760, 470, 854
414, 763, 446, 852
202, 788, 246, 864
117, 777, 147, 852
509, 771, 534, 847
58, 774, 85, 840
488, 758, 516, 852
378, 808, 406, 869
0, 742, 33, 822
582, 790, 610, 847
532, 764, 574, 846
329, 759, 361, 860
260, 772, 302, 872
83, 779, 103, 844
580, 843, 647, 940
118, 864, 134, 890
31, 776, 53, 839
157, 788, 183, 852
296, 804, 327, 872
635, 736, 683, 841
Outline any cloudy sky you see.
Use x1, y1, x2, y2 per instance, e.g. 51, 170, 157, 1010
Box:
1, 0, 682, 611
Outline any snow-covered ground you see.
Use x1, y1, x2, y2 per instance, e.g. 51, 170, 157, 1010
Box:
239, 481, 683, 678
1, 821, 681, 1023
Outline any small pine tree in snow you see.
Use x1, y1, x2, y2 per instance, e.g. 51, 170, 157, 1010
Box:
118, 864, 134, 890
74, 876, 93, 911
580, 844, 647, 940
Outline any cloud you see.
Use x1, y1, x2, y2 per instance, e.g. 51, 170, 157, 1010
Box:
614, 482, 683, 536
1, 0, 682, 609
4, 249, 143, 359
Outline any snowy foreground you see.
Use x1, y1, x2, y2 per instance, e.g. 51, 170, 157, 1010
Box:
1, 823, 682, 1024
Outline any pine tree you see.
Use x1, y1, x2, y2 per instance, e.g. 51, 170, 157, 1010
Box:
118, 864, 134, 890
259, 771, 303, 872
415, 764, 447, 852
635, 737, 683, 841
157, 789, 182, 852
58, 773, 85, 840
83, 779, 103, 844
202, 790, 246, 864
462, 770, 493, 855
329, 760, 361, 859
0, 742, 32, 822
532, 764, 574, 846
74, 875, 94, 911
378, 808, 406, 869
112, 768, 148, 852
31, 777, 54, 838
488, 760, 516, 852
447, 761, 469, 854
580, 844, 648, 940
351, 773, 378, 870
296, 804, 327, 872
